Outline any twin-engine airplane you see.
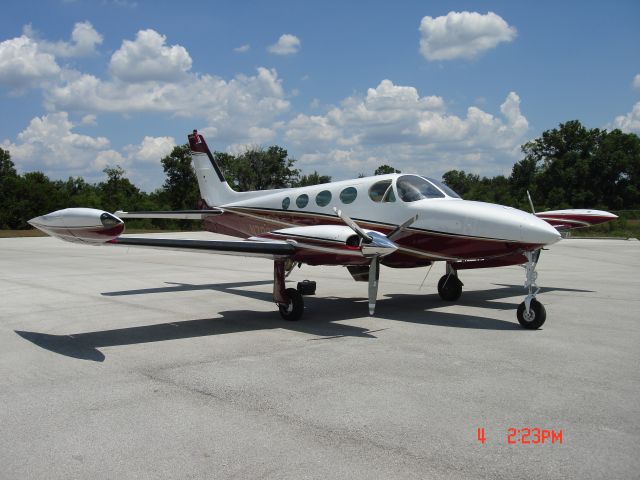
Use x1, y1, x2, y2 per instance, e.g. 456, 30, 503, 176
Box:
29, 130, 617, 329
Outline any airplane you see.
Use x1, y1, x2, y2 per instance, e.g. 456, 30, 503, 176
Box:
28, 130, 618, 329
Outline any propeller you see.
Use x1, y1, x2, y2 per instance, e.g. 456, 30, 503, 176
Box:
333, 207, 418, 315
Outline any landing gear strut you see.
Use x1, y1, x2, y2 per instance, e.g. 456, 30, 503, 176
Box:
273, 259, 305, 321
517, 250, 546, 329
437, 263, 463, 301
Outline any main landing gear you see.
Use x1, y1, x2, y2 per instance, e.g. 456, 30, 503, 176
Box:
273, 260, 315, 321
437, 264, 463, 301
517, 250, 546, 330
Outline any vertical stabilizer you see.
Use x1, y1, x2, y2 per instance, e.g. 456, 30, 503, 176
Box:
188, 130, 239, 207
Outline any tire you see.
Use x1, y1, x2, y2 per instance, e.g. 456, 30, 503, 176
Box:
517, 299, 546, 329
278, 288, 304, 321
437, 274, 462, 301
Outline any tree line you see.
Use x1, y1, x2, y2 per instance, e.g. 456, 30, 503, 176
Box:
1, 120, 638, 231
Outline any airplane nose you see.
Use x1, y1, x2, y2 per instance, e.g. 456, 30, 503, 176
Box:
521, 216, 561, 245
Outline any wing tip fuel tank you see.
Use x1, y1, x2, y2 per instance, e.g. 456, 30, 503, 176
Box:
29, 208, 124, 244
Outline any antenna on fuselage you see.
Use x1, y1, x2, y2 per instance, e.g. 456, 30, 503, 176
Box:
526, 190, 536, 214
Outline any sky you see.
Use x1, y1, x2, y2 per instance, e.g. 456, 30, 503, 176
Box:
0, 0, 639, 192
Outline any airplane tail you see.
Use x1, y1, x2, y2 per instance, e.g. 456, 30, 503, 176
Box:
188, 130, 239, 207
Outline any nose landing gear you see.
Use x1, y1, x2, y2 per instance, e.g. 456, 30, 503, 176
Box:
517, 250, 546, 329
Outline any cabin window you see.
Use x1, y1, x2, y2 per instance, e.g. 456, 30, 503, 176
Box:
316, 190, 332, 207
369, 180, 396, 203
396, 175, 445, 202
296, 194, 309, 208
282, 197, 290, 210
339, 187, 358, 204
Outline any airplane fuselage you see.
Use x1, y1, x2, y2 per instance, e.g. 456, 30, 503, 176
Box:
203, 173, 561, 267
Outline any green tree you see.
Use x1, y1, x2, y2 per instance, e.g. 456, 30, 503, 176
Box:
374, 164, 401, 175
98, 166, 143, 213
517, 120, 640, 209
294, 171, 332, 187
0, 148, 18, 228
160, 144, 199, 210
215, 146, 299, 191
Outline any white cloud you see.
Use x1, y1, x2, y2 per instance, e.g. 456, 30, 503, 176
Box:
23, 21, 103, 58
612, 102, 640, 133
80, 114, 97, 126
0, 35, 60, 87
109, 29, 192, 82
633, 74, 640, 89
2, 112, 178, 188
2, 112, 109, 170
267, 34, 301, 55
123, 135, 175, 163
234, 44, 250, 53
45, 67, 290, 146
285, 80, 529, 178
419, 11, 516, 61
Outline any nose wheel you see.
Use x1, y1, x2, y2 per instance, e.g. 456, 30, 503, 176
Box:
518, 250, 546, 329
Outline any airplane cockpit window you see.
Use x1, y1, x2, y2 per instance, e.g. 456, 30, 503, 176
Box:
296, 194, 309, 208
369, 180, 396, 203
100, 212, 120, 227
339, 187, 358, 204
426, 177, 461, 199
396, 175, 445, 202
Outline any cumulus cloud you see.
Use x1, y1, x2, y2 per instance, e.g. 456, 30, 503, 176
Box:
123, 135, 175, 163
419, 11, 516, 61
0, 35, 60, 87
267, 34, 301, 55
23, 21, 103, 57
45, 66, 290, 145
285, 80, 529, 177
109, 29, 192, 82
2, 112, 110, 170
612, 102, 640, 134
633, 74, 640, 89
234, 44, 250, 53
2, 112, 177, 186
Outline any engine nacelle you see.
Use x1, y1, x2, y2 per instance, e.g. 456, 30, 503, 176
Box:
28, 208, 125, 244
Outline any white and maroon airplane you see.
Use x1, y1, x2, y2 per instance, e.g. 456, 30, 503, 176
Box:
29, 130, 617, 329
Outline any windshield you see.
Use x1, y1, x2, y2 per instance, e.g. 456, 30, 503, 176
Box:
426, 177, 461, 198
396, 175, 445, 202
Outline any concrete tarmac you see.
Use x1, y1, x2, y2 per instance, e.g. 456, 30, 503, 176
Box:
1, 233, 639, 479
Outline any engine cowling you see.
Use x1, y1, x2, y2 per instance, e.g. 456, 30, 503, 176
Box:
28, 208, 125, 244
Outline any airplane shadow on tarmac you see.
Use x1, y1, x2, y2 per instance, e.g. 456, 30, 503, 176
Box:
15, 280, 594, 362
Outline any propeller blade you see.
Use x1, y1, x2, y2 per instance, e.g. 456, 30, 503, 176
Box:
387, 214, 419, 240
368, 257, 380, 315
333, 207, 372, 243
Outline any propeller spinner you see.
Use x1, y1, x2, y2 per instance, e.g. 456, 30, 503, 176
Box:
333, 207, 418, 315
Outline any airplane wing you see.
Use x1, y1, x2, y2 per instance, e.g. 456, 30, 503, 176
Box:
114, 209, 223, 220
27, 207, 395, 266
535, 209, 618, 231
109, 236, 295, 259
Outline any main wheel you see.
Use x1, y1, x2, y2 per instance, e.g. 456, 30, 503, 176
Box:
437, 274, 462, 301
278, 288, 304, 321
517, 299, 546, 329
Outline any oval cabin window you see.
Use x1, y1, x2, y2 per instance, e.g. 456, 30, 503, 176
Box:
339, 187, 358, 204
